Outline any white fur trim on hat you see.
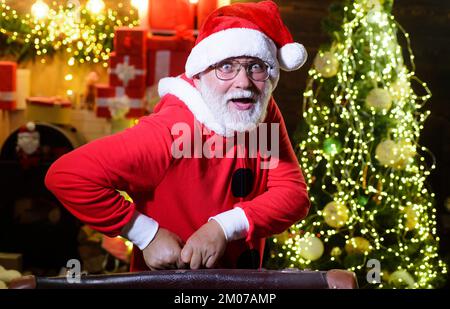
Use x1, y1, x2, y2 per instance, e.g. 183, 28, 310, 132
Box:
185, 28, 279, 81
278, 42, 308, 71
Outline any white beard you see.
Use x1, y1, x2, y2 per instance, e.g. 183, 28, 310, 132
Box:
198, 81, 272, 135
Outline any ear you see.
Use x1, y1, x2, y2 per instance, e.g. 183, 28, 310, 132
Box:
192, 74, 201, 88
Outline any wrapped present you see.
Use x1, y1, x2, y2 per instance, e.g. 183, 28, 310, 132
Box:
102, 235, 132, 263
26, 97, 72, 125
113, 27, 147, 56
0, 61, 17, 110
146, 34, 195, 86
108, 52, 146, 89
96, 85, 146, 119
95, 84, 115, 118
149, 0, 194, 32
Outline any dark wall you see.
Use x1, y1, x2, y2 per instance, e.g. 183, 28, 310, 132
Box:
267, 0, 450, 254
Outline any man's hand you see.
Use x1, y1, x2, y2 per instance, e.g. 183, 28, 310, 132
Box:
142, 228, 186, 270
180, 220, 227, 269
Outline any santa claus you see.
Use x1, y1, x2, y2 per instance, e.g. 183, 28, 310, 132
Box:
45, 1, 310, 271
16, 121, 41, 169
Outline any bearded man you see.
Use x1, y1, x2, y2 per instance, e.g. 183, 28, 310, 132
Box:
45, 0, 310, 272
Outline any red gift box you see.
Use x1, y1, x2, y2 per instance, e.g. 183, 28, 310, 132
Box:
95, 84, 115, 118
146, 35, 195, 86
108, 52, 146, 89
95, 85, 146, 119
149, 0, 194, 32
0, 61, 17, 110
114, 27, 148, 56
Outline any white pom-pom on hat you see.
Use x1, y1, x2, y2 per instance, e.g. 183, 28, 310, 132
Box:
278, 42, 308, 71
25, 121, 36, 132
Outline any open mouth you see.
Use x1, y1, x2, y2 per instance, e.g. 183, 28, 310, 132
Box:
230, 97, 255, 110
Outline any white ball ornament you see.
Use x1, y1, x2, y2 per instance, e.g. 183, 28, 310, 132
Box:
314, 51, 339, 78
388, 269, 415, 288
392, 140, 416, 169
366, 88, 392, 112
298, 235, 324, 261
323, 201, 349, 228
375, 139, 398, 166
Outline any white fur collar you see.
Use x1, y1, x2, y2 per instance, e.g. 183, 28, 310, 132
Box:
158, 77, 230, 136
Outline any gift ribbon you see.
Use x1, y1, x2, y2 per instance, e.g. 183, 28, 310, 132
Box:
109, 56, 145, 87
174, 25, 195, 41
0, 91, 16, 101
154, 51, 171, 84
97, 87, 143, 119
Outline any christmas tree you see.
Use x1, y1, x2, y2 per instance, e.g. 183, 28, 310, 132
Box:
267, 0, 447, 288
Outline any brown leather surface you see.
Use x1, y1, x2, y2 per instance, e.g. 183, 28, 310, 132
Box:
8, 269, 358, 289
326, 269, 359, 289
8, 275, 37, 289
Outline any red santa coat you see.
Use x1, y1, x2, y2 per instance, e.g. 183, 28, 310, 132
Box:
45, 75, 310, 271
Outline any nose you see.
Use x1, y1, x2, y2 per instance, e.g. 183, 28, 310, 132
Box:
233, 67, 253, 89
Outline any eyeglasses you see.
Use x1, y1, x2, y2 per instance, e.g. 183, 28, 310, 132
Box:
212, 59, 271, 82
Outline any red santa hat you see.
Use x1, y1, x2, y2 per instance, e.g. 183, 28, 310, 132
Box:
18, 121, 38, 135
185, 0, 307, 84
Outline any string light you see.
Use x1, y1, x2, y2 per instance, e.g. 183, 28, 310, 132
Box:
86, 0, 105, 15
269, 0, 447, 289
130, 0, 148, 12
31, 0, 50, 20
0, 0, 139, 66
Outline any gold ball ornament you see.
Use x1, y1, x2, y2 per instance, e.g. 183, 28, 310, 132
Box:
314, 51, 339, 78
323, 201, 349, 228
0, 269, 21, 283
404, 205, 419, 230
388, 269, 415, 288
330, 247, 343, 257
274, 230, 290, 243
365, 88, 392, 112
345, 237, 372, 255
375, 139, 398, 166
298, 235, 324, 261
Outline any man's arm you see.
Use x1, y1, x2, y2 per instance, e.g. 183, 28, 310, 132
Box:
45, 107, 185, 269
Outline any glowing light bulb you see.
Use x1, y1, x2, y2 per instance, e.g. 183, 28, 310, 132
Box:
131, 0, 149, 28
131, 0, 149, 12
31, 0, 49, 20
86, 0, 105, 15
217, 0, 231, 7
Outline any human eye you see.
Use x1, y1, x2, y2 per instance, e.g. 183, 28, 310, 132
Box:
218, 61, 235, 73
249, 61, 266, 73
